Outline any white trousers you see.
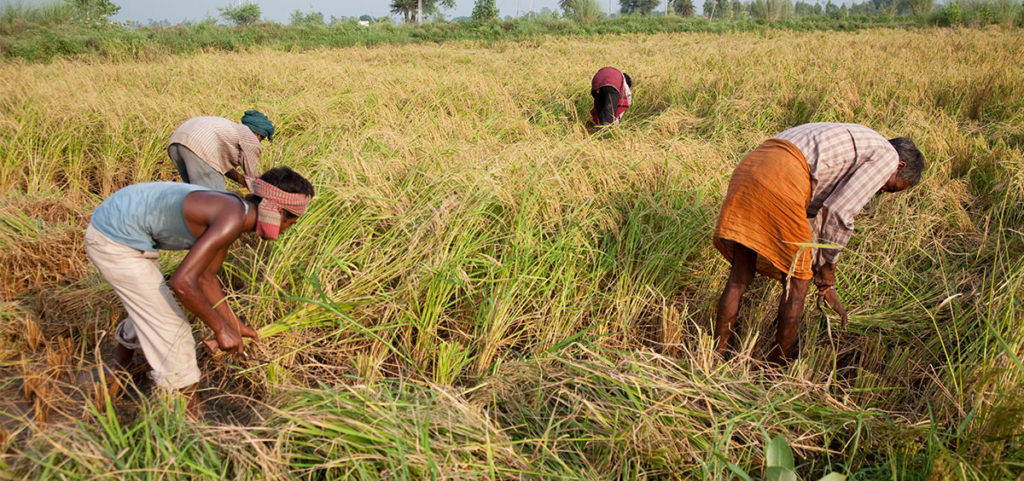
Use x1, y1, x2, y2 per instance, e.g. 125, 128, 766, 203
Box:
85, 224, 201, 390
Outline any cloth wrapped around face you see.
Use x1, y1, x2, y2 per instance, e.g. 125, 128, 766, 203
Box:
250, 178, 310, 240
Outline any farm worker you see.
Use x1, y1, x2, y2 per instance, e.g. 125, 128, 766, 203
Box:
712, 123, 925, 364
167, 110, 275, 190
84, 167, 313, 414
590, 67, 632, 126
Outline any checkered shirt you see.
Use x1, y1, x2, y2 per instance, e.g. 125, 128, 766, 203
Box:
169, 116, 262, 180
774, 123, 899, 267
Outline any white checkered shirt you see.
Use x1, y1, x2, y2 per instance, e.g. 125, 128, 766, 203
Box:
775, 123, 899, 267
169, 116, 262, 180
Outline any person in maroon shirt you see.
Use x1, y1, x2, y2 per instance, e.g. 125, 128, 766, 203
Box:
590, 67, 633, 126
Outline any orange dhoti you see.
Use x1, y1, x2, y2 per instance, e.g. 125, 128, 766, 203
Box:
713, 139, 814, 280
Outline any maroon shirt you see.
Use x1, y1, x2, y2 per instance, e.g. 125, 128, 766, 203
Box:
590, 67, 631, 124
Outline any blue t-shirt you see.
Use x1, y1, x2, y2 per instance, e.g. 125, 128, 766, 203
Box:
90, 182, 245, 252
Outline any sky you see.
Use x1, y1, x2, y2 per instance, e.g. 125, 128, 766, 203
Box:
93, 0, 616, 25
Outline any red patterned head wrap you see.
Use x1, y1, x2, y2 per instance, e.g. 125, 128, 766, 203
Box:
251, 178, 311, 240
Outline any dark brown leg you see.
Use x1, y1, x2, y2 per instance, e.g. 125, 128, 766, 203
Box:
114, 343, 134, 372
767, 277, 811, 365
715, 245, 757, 357
181, 383, 202, 421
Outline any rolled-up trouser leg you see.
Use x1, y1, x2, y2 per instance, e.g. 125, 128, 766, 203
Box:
167, 143, 226, 190
84, 224, 201, 390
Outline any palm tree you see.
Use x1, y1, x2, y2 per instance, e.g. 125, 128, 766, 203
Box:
558, 0, 573, 16
674, 0, 696, 16
390, 0, 455, 23
390, 0, 417, 23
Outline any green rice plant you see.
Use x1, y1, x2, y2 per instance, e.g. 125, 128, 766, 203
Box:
1, 28, 1023, 479
268, 381, 531, 479
13, 395, 269, 480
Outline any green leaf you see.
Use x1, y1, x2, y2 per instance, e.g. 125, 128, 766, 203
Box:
818, 473, 847, 481
784, 240, 844, 249
722, 460, 755, 481
765, 467, 799, 481
765, 435, 795, 469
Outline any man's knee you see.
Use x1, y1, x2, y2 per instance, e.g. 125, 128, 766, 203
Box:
786, 278, 811, 301
727, 262, 756, 289
724, 274, 752, 293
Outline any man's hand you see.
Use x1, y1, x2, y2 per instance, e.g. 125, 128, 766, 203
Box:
814, 262, 837, 289
203, 317, 257, 354
236, 315, 259, 342
817, 286, 849, 329
214, 327, 244, 354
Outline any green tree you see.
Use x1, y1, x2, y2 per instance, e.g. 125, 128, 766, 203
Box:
824, 0, 839, 15
619, 0, 660, 15
750, 0, 792, 19
290, 9, 325, 26
703, 0, 716, 17
674, 0, 696, 16
390, 0, 417, 23
906, 0, 934, 17
715, 0, 733, 18
472, 0, 499, 20
558, 0, 572, 15
937, 0, 962, 24
561, 0, 604, 21
390, 0, 455, 23
219, 3, 260, 25
732, 0, 748, 18
66, 0, 119, 24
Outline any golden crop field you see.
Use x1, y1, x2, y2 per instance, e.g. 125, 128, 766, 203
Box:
0, 28, 1022, 479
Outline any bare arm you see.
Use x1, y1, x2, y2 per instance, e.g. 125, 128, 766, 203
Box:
167, 193, 248, 353
197, 247, 258, 348
224, 168, 249, 189
811, 207, 848, 327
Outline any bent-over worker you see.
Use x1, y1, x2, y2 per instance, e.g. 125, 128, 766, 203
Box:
712, 122, 925, 363
85, 167, 313, 413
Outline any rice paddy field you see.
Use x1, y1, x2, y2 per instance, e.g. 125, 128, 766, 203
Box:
0, 27, 1022, 479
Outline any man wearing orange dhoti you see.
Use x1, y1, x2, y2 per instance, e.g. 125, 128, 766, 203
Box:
713, 123, 925, 364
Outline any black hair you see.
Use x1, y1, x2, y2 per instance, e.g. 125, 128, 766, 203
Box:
888, 137, 925, 186
623, 73, 632, 88
245, 166, 315, 219
592, 86, 619, 125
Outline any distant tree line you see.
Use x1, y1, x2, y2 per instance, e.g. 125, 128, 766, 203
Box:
380, 0, 1021, 22
1, 0, 1020, 62
13, 0, 1015, 26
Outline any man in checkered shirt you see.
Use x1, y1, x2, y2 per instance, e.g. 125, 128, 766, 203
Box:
168, 110, 275, 191
712, 122, 925, 364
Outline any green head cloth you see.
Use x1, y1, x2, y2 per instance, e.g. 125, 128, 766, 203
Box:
241, 110, 275, 142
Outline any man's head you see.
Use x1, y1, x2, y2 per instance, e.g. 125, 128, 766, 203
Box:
246, 167, 315, 239
881, 137, 925, 193
241, 110, 275, 142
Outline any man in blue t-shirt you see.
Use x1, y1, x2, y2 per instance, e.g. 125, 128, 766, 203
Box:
86, 167, 313, 415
